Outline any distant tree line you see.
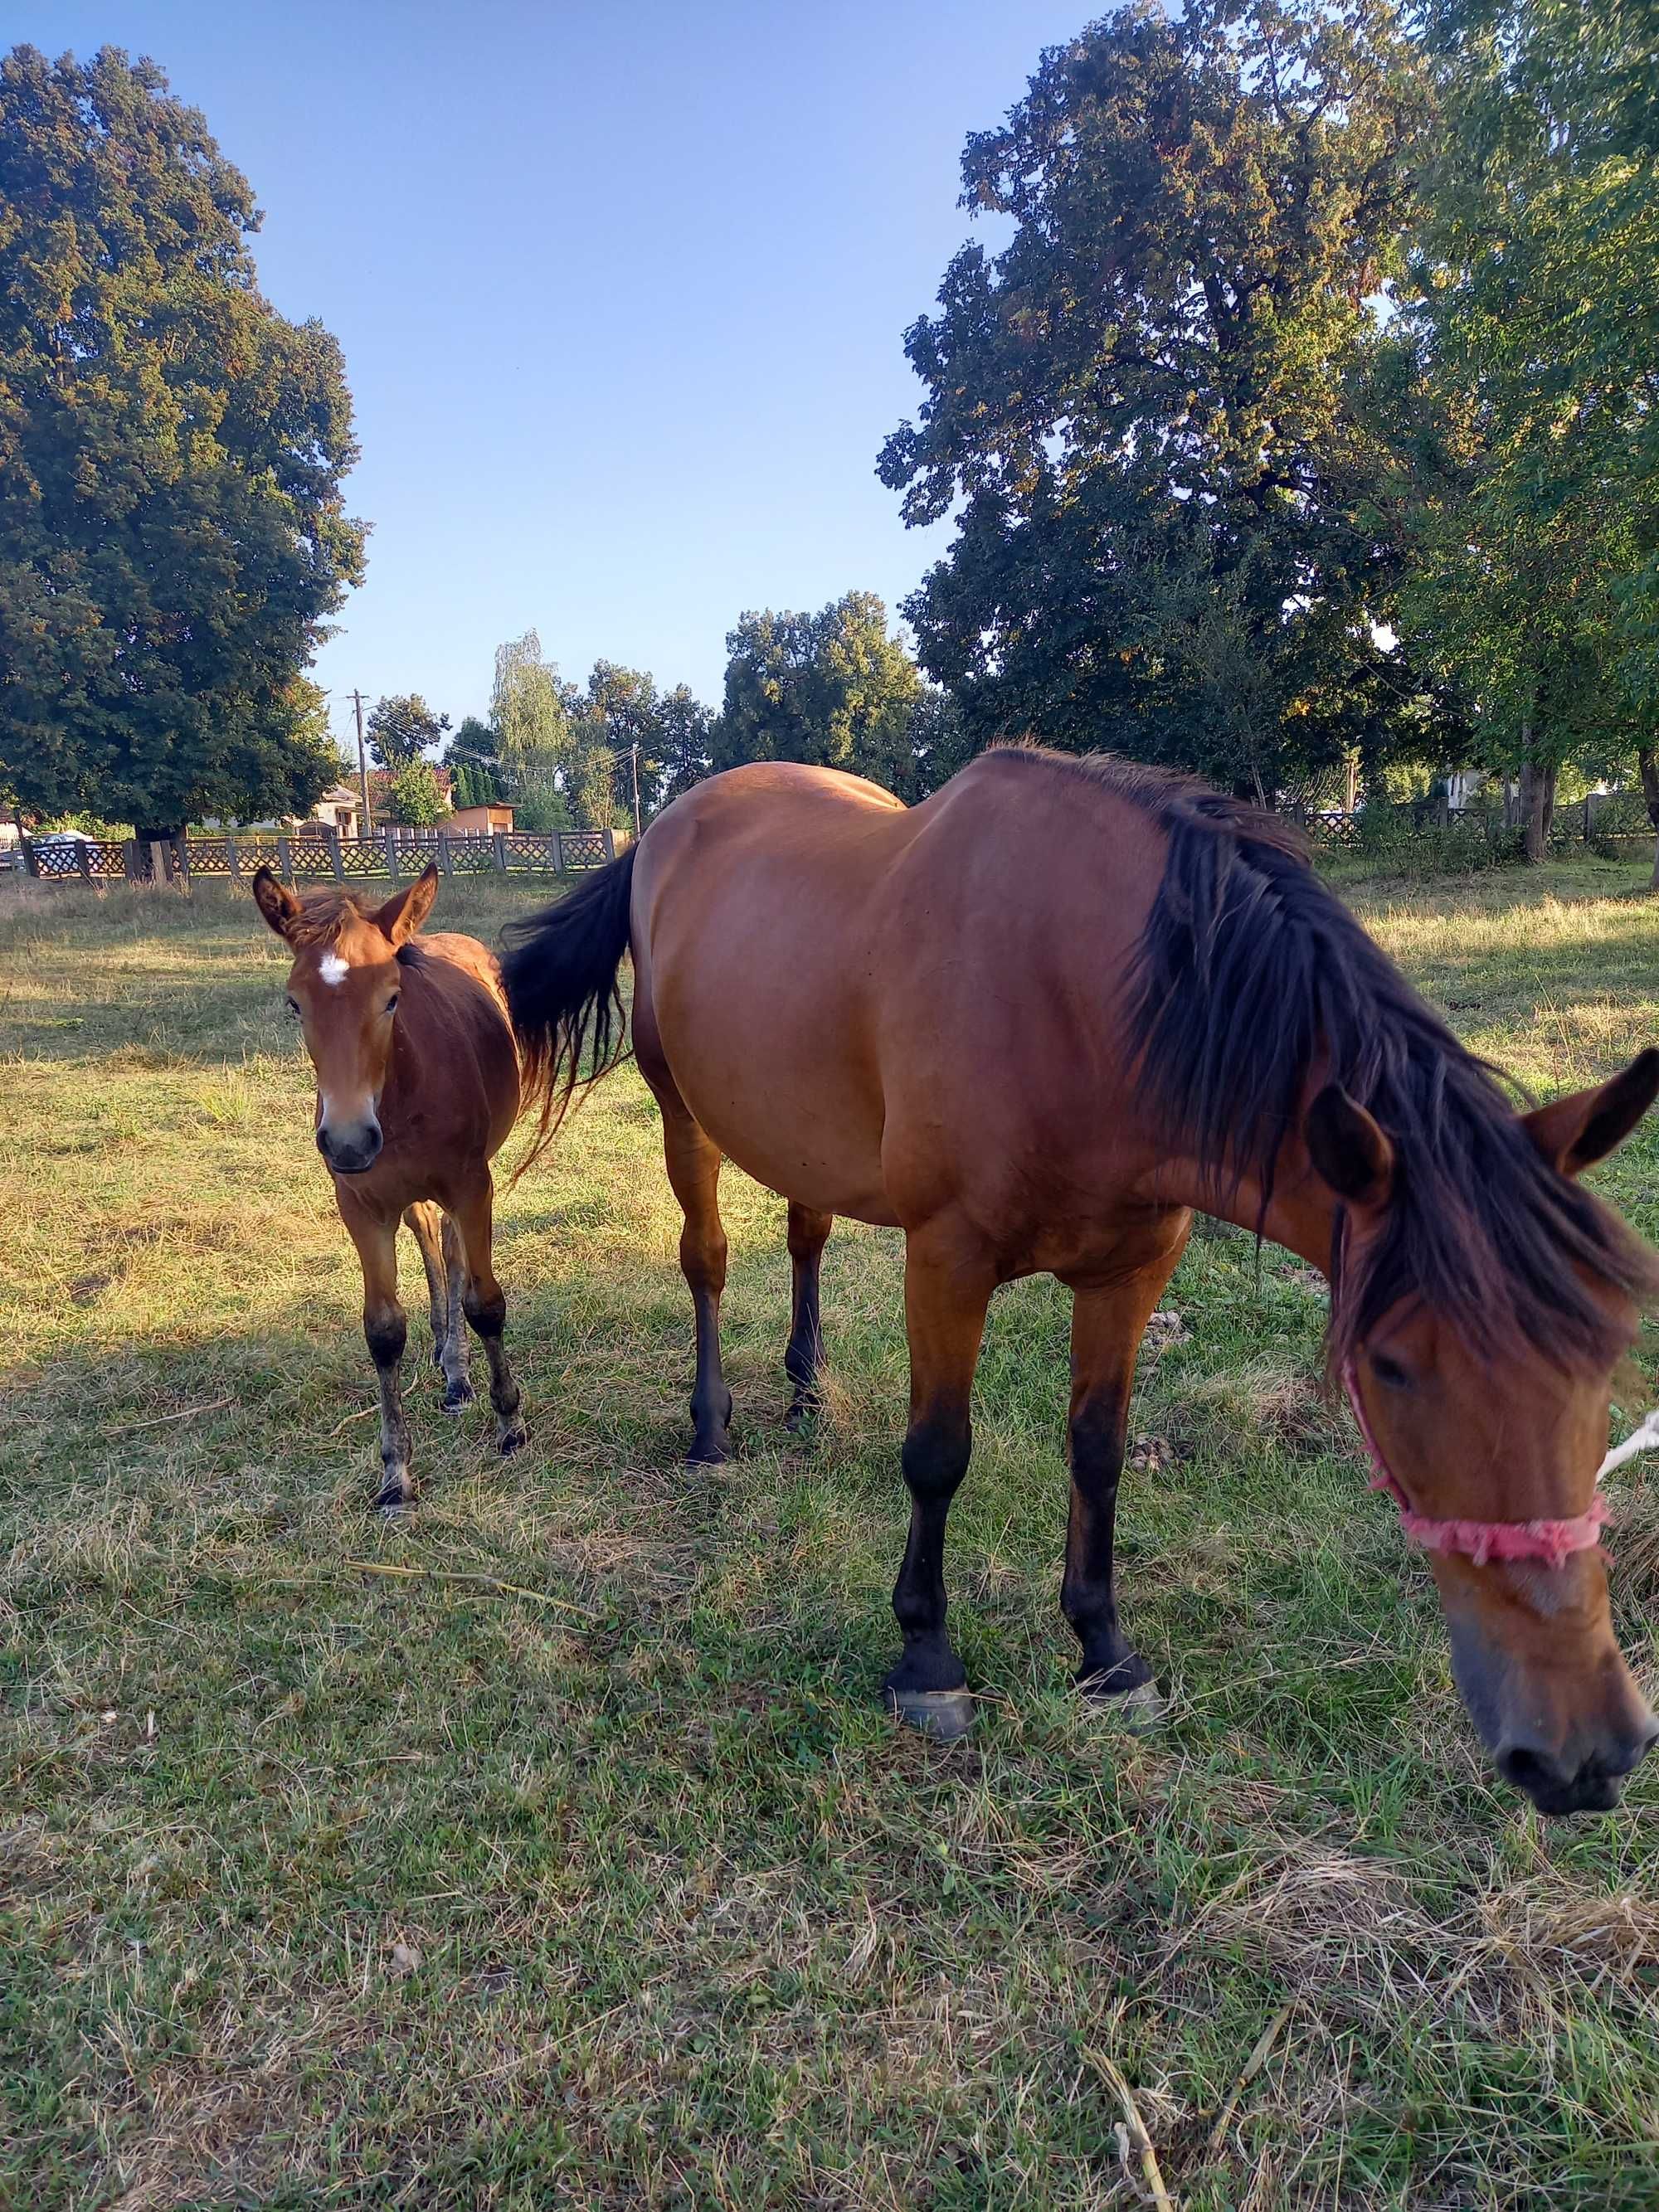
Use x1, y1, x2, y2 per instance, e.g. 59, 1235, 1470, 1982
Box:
4, 7, 1656, 869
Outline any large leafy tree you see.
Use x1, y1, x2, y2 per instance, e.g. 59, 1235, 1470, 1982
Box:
1386, 0, 1659, 860
650, 685, 714, 813
367, 693, 449, 768
711, 592, 923, 790
0, 46, 364, 839
878, 1, 1429, 800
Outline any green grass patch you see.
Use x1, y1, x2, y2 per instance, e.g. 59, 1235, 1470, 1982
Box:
4, 863, 1659, 2208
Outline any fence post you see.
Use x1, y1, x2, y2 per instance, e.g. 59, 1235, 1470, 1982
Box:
124, 839, 142, 882
385, 829, 401, 882
327, 826, 344, 882
277, 834, 294, 882
20, 838, 38, 879
149, 840, 170, 887
224, 837, 242, 887
437, 830, 453, 878
602, 827, 616, 861
76, 842, 94, 883
492, 830, 508, 873
1584, 796, 1593, 843
551, 831, 564, 873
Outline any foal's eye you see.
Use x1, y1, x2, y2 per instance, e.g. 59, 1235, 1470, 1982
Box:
1370, 1352, 1412, 1391
285, 997, 301, 1020
385, 992, 400, 1016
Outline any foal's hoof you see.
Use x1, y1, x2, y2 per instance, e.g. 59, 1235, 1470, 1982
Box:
886, 1685, 975, 1742
373, 1480, 414, 1519
498, 1420, 528, 1457
442, 1378, 476, 1415
783, 1398, 819, 1436
1079, 1678, 1165, 1733
686, 1434, 732, 1467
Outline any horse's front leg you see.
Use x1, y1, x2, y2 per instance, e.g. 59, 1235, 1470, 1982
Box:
883, 1220, 995, 1741
1062, 1225, 1189, 1724
341, 1201, 414, 1513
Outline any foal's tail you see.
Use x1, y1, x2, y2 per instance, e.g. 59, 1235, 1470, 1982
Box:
501, 843, 638, 1173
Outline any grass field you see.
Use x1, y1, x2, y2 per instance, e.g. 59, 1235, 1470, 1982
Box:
4, 857, 1659, 2211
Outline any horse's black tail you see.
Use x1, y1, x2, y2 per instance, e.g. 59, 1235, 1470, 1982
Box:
500, 843, 638, 1171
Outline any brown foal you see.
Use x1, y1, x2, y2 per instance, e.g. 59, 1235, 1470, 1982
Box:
254, 863, 525, 1508
502, 750, 1659, 1816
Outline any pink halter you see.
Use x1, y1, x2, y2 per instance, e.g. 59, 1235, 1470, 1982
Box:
1341, 1360, 1608, 1571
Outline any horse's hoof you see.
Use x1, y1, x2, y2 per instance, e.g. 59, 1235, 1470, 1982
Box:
1081, 1679, 1165, 1733
442, 1379, 476, 1415
783, 1400, 818, 1435
886, 1685, 975, 1741
374, 1486, 414, 1519
498, 1422, 528, 1457
686, 1436, 731, 1466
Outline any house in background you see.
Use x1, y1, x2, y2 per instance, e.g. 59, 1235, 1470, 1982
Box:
448, 799, 514, 836
309, 783, 362, 838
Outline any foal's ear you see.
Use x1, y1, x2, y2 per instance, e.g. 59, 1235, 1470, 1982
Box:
1306, 1085, 1395, 1210
251, 867, 302, 940
1522, 1048, 1659, 1178
374, 863, 439, 946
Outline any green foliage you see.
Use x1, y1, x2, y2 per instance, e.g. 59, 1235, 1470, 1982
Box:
446, 717, 501, 806
652, 685, 714, 812
712, 593, 923, 790
366, 694, 450, 769
879, 1, 1430, 797
382, 760, 448, 827
490, 630, 601, 828
0, 46, 364, 836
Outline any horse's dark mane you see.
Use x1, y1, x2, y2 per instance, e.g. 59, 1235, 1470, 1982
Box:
997, 745, 1658, 1373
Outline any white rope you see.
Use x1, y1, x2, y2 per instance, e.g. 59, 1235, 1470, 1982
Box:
1598, 1409, 1659, 1484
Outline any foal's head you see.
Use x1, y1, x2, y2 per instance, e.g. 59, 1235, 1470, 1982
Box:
253, 865, 438, 1174
1308, 1056, 1659, 1816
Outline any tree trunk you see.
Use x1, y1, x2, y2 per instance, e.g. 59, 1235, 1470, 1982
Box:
1518, 743, 1554, 864
1639, 746, 1659, 891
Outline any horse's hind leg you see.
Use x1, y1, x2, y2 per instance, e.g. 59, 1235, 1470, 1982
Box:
659, 1102, 733, 1463
340, 1201, 414, 1513
784, 1203, 833, 1431
404, 1203, 472, 1411
884, 1218, 995, 1740
450, 1175, 527, 1456
1062, 1230, 1188, 1725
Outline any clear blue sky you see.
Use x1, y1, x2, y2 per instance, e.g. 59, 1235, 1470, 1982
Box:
12, 0, 1092, 759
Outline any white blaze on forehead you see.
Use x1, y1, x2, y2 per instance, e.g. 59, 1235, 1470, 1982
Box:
318, 951, 350, 986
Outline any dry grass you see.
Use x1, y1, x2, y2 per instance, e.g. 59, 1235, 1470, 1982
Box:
3, 858, 1659, 2210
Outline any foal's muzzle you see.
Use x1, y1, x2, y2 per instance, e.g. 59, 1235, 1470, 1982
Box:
318, 1119, 382, 1174
1495, 1714, 1659, 1816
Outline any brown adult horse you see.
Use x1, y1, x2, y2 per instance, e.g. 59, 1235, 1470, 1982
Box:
254, 864, 526, 1508
502, 750, 1659, 1815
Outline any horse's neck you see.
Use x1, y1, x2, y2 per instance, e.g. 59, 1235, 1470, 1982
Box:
1155, 1141, 1340, 1279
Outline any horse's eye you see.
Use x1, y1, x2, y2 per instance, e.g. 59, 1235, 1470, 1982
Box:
1371, 1353, 1411, 1391
285, 997, 301, 1019
385, 992, 400, 1016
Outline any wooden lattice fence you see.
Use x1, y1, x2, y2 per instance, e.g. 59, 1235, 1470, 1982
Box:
18, 824, 619, 888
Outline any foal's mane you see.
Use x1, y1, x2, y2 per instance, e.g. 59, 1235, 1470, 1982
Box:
283, 890, 388, 952
1000, 745, 1658, 1374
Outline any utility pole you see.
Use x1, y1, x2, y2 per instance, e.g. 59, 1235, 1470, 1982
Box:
351, 690, 373, 833
629, 742, 642, 841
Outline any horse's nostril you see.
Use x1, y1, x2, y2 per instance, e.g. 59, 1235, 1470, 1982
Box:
1496, 1742, 1567, 1799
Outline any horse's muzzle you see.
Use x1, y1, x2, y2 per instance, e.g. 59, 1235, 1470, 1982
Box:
319, 1121, 382, 1174
1495, 1715, 1659, 1816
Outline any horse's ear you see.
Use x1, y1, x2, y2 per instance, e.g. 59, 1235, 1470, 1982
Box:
251, 867, 301, 940
1306, 1084, 1395, 1210
374, 863, 439, 946
1522, 1049, 1659, 1178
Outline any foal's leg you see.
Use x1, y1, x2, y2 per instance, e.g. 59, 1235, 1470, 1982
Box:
404, 1202, 471, 1410
884, 1221, 995, 1740
783, 1203, 834, 1431
1063, 1238, 1187, 1723
341, 1203, 414, 1513
449, 1176, 528, 1456
660, 1105, 733, 1464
